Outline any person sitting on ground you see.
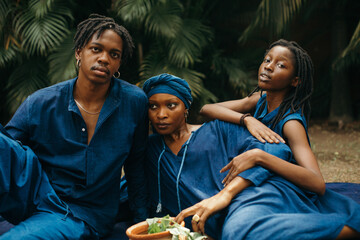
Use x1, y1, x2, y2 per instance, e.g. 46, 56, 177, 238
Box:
2, 14, 148, 239
143, 73, 360, 240
200, 39, 325, 193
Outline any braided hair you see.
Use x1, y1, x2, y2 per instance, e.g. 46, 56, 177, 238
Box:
249, 39, 314, 129
73, 14, 134, 64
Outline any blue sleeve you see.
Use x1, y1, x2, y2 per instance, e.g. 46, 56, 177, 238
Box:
238, 139, 293, 186
124, 94, 149, 222
5, 96, 32, 145
214, 120, 274, 186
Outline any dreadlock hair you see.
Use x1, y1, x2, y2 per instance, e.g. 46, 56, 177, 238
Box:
249, 39, 314, 129
73, 14, 134, 64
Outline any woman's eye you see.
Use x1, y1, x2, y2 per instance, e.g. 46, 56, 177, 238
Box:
263, 58, 270, 63
277, 63, 285, 68
168, 103, 177, 109
149, 104, 157, 110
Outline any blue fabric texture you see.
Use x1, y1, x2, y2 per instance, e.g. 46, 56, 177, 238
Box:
254, 93, 308, 139
143, 73, 193, 109
0, 124, 93, 239
146, 120, 360, 239
5, 77, 149, 237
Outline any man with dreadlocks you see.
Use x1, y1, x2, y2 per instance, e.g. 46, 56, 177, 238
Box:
2, 14, 148, 239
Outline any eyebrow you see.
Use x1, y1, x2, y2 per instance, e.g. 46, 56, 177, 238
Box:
267, 53, 290, 62
90, 42, 122, 53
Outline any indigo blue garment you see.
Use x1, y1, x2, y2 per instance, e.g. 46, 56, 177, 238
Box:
254, 93, 308, 138
146, 120, 360, 239
0, 125, 93, 239
146, 120, 293, 239
143, 73, 193, 109
5, 77, 149, 237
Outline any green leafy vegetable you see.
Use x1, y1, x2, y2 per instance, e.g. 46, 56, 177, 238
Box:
146, 215, 207, 240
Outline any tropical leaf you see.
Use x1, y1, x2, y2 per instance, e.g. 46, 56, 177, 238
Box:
0, 38, 21, 67
13, 3, 72, 56
28, 0, 55, 18
168, 19, 213, 68
238, 0, 305, 43
48, 30, 77, 84
0, 0, 11, 31
115, 0, 152, 26
333, 20, 360, 71
6, 58, 49, 113
139, 48, 216, 102
144, 0, 183, 38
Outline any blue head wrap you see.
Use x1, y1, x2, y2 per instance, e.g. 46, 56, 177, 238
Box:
143, 73, 193, 109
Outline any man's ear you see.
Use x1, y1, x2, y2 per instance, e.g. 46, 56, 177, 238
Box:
291, 77, 300, 87
75, 48, 81, 60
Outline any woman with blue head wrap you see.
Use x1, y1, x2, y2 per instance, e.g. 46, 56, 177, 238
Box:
143, 73, 193, 109
143, 74, 360, 239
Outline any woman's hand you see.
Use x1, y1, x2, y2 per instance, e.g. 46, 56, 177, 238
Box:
244, 117, 285, 144
221, 149, 264, 186
175, 192, 232, 234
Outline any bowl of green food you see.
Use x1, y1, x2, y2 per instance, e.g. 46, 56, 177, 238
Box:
126, 215, 207, 240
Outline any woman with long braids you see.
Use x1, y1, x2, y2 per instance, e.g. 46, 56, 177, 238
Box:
143, 73, 360, 240
200, 39, 326, 195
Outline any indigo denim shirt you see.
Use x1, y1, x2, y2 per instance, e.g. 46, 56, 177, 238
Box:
6, 77, 149, 237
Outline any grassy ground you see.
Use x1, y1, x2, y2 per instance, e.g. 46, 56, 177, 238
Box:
309, 121, 360, 183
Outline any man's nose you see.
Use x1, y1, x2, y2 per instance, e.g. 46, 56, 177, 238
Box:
98, 52, 110, 64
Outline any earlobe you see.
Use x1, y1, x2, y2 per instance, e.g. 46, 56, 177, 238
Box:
75, 49, 81, 60
292, 77, 300, 87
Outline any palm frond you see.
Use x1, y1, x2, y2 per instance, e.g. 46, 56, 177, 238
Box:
239, 0, 305, 43
28, 0, 55, 18
333, 20, 360, 71
6, 58, 49, 113
0, 0, 11, 31
139, 48, 216, 102
144, 0, 183, 38
48, 30, 77, 84
13, 5, 72, 56
211, 53, 255, 96
168, 19, 213, 68
115, 0, 152, 26
0, 38, 21, 67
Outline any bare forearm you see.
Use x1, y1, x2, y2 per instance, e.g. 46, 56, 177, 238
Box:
200, 104, 244, 124
219, 176, 252, 200
256, 150, 325, 195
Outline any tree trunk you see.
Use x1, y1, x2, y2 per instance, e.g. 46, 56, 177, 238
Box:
329, 2, 353, 125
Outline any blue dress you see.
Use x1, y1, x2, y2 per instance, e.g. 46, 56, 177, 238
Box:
146, 120, 360, 240
254, 93, 308, 139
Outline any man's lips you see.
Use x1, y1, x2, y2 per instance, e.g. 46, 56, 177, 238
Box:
91, 66, 110, 75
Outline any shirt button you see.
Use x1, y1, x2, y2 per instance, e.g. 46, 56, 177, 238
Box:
82, 128, 86, 132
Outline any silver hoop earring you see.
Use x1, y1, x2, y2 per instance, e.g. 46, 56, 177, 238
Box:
76, 59, 81, 67
113, 71, 121, 78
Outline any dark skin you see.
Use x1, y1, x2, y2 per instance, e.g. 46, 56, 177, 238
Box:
200, 46, 360, 239
148, 93, 303, 237
74, 29, 123, 144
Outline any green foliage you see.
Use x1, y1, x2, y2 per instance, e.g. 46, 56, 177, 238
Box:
146, 215, 207, 240
238, 0, 305, 43
0, 0, 359, 123
333, 20, 360, 71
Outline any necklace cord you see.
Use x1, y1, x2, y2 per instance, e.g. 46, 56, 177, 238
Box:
156, 132, 194, 214
74, 99, 101, 115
